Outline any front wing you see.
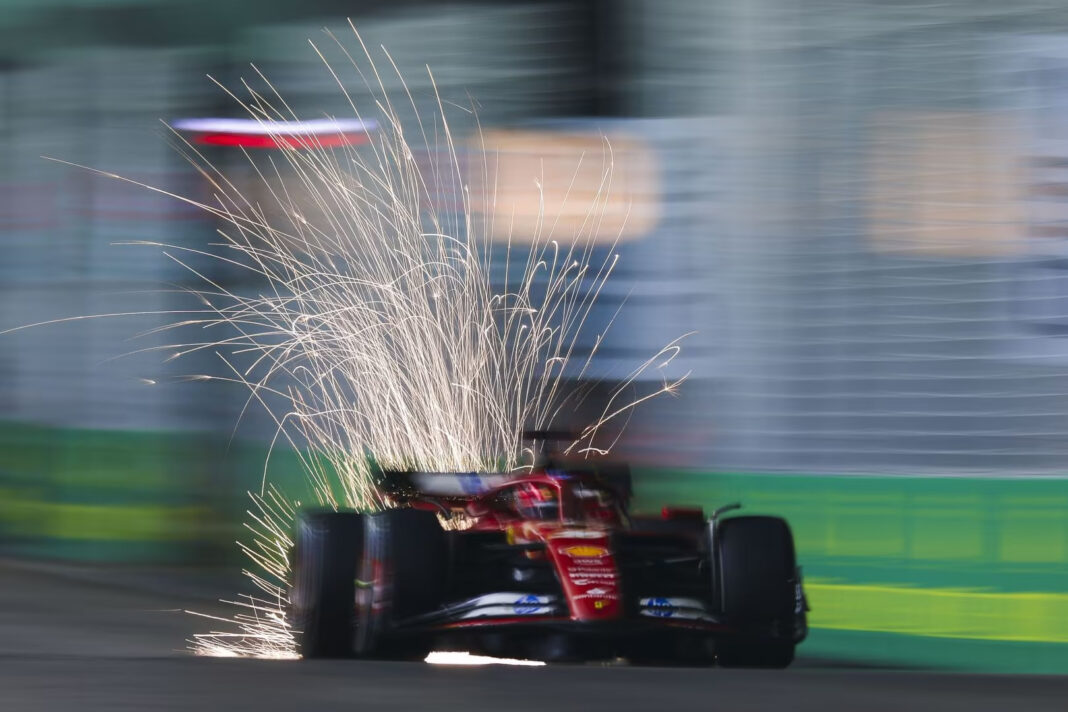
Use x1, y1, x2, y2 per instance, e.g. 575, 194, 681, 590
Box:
399, 592, 732, 635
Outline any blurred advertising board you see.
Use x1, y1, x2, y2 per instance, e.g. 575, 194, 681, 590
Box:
472, 119, 723, 385
867, 112, 1026, 257
471, 128, 660, 244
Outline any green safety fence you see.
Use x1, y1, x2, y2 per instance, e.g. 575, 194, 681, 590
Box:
0, 421, 309, 564
633, 470, 1068, 673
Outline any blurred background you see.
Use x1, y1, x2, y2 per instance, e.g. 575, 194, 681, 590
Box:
2, 0, 1068, 675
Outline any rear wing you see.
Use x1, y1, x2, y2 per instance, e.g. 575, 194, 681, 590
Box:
376, 470, 517, 500
376, 463, 632, 506
558, 464, 633, 504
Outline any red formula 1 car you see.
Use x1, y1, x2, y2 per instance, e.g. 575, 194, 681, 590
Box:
289, 454, 807, 667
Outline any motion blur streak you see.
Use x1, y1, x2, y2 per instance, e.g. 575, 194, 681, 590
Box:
807, 583, 1068, 643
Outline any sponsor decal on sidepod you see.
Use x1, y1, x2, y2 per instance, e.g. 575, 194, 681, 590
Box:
646, 597, 675, 618
514, 595, 543, 615
456, 593, 555, 619
574, 586, 619, 602
638, 597, 713, 621
550, 529, 605, 539
561, 545, 608, 559
568, 568, 616, 586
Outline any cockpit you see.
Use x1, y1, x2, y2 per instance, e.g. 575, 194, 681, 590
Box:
482, 477, 625, 526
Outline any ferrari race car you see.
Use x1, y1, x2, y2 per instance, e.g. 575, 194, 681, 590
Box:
289, 457, 807, 667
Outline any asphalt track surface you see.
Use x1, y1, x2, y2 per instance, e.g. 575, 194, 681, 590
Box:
2, 561, 1066, 711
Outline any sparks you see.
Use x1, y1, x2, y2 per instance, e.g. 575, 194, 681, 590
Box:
56, 25, 689, 659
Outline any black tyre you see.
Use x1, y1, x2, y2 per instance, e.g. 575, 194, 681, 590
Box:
715, 515, 797, 668
290, 510, 364, 659
357, 507, 448, 660
385, 508, 449, 618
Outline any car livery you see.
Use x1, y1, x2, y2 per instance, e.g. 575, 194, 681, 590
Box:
289, 457, 808, 667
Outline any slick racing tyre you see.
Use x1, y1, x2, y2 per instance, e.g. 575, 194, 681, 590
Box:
356, 507, 448, 660
715, 515, 797, 668
290, 510, 365, 659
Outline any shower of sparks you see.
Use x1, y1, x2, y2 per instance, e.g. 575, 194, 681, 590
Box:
36, 24, 690, 659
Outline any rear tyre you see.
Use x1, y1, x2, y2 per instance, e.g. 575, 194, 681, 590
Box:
290, 510, 364, 659
715, 516, 798, 668
357, 507, 448, 660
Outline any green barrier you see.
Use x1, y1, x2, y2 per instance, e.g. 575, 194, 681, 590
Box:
0, 422, 223, 563
805, 582, 1068, 643
634, 469, 1068, 673
0, 421, 324, 564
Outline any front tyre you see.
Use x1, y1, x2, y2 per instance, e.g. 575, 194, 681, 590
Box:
715, 515, 799, 668
356, 508, 448, 660
290, 510, 365, 659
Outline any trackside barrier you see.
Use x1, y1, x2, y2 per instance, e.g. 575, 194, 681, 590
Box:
635, 469, 1068, 673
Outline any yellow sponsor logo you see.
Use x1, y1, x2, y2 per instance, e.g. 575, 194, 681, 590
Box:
563, 545, 608, 558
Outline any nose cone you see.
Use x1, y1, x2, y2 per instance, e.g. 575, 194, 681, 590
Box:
545, 533, 622, 621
